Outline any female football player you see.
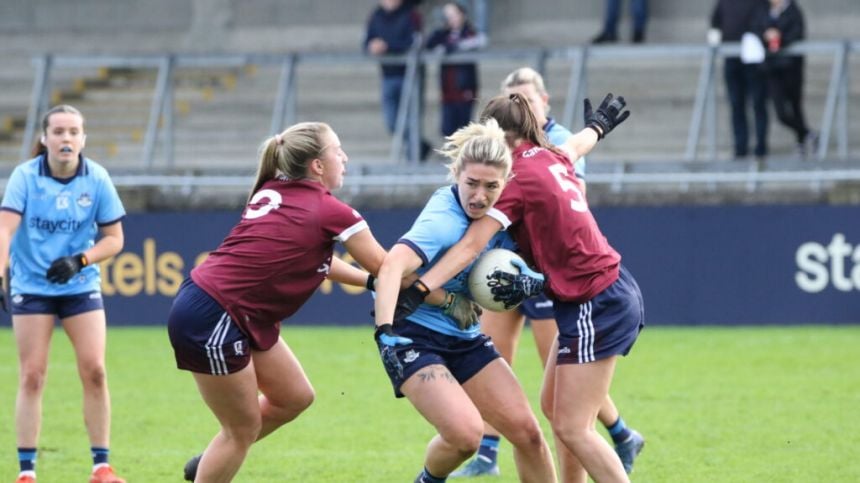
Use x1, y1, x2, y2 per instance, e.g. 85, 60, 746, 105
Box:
0, 105, 127, 483
373, 118, 557, 483
388, 92, 644, 483
168, 121, 463, 483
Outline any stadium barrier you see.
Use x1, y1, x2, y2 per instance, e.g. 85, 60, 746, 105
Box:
2, 204, 857, 328
20, 40, 858, 167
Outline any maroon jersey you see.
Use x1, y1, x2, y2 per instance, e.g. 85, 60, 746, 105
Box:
489, 142, 620, 302
192, 177, 367, 350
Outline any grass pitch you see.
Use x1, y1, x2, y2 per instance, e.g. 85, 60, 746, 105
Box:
1, 325, 858, 482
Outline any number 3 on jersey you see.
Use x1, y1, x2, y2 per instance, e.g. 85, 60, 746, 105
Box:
244, 189, 282, 219
548, 164, 587, 212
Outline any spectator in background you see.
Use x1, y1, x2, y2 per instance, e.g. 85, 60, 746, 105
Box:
592, 0, 649, 44
426, 2, 486, 137
364, 0, 431, 161
753, 0, 818, 158
709, 0, 769, 160
0, 105, 127, 483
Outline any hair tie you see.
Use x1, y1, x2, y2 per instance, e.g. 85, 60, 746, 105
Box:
274, 134, 284, 145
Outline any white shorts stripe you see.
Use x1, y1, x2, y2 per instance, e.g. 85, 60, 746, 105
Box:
205, 312, 230, 375
576, 302, 595, 363
585, 301, 595, 362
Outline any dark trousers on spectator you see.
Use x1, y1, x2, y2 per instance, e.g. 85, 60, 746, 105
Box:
603, 0, 648, 38
767, 58, 809, 144
724, 58, 768, 158
441, 101, 474, 137
381, 74, 429, 161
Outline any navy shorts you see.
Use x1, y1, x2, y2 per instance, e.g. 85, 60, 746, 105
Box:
167, 278, 251, 375
376, 321, 501, 398
554, 265, 645, 365
10, 291, 104, 318
519, 293, 555, 320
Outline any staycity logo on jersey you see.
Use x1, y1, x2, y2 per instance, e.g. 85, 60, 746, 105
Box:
29, 216, 84, 234
795, 233, 860, 293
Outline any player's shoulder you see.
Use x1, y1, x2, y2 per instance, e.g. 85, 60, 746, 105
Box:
12, 157, 42, 176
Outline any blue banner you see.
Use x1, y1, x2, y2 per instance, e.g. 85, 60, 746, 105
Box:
3, 205, 859, 326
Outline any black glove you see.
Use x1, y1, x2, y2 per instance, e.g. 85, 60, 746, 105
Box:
584, 93, 630, 140
392, 279, 431, 322
489, 260, 546, 310
46, 253, 88, 284
374, 323, 414, 347
0, 276, 7, 313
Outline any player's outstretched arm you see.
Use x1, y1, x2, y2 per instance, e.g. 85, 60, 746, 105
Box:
561, 93, 631, 160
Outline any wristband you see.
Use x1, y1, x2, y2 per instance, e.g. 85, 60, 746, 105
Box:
365, 274, 376, 291
413, 279, 431, 298
586, 124, 604, 140
80, 253, 89, 267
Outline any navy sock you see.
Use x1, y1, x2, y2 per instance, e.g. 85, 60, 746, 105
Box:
91, 446, 110, 466
18, 447, 37, 473
477, 435, 500, 464
606, 417, 632, 444
415, 467, 446, 483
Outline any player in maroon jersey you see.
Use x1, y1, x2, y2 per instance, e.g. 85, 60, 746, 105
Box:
167, 122, 403, 482
390, 93, 643, 483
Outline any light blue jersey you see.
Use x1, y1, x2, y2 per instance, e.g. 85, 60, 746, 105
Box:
544, 117, 586, 178
398, 185, 515, 339
1, 155, 125, 296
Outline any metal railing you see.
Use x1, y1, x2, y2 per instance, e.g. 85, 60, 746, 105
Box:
17, 40, 860, 193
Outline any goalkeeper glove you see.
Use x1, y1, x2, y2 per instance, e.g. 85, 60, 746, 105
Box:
46, 253, 88, 284
489, 258, 545, 309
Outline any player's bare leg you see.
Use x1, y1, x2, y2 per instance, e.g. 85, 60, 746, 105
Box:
548, 355, 629, 483
465, 358, 557, 483
402, 364, 485, 478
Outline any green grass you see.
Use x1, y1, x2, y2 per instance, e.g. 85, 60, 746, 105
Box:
1, 326, 859, 482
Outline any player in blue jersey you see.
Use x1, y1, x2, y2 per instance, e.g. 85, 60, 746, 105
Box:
373, 119, 557, 483
451, 67, 645, 478
0, 105, 126, 483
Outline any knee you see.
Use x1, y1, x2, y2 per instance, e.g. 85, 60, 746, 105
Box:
290, 386, 315, 415
441, 421, 483, 457
225, 417, 262, 448
268, 385, 315, 425
551, 420, 590, 451
80, 364, 107, 389
19, 367, 47, 394
505, 416, 546, 451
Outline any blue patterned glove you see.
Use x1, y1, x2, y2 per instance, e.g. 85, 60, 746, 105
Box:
489, 258, 545, 309
374, 323, 413, 347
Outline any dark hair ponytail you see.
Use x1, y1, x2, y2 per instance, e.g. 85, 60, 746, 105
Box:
480, 93, 557, 152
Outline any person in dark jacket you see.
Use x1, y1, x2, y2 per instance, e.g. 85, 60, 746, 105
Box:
709, 0, 769, 159
364, 0, 430, 161
753, 0, 817, 157
425, 2, 486, 137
